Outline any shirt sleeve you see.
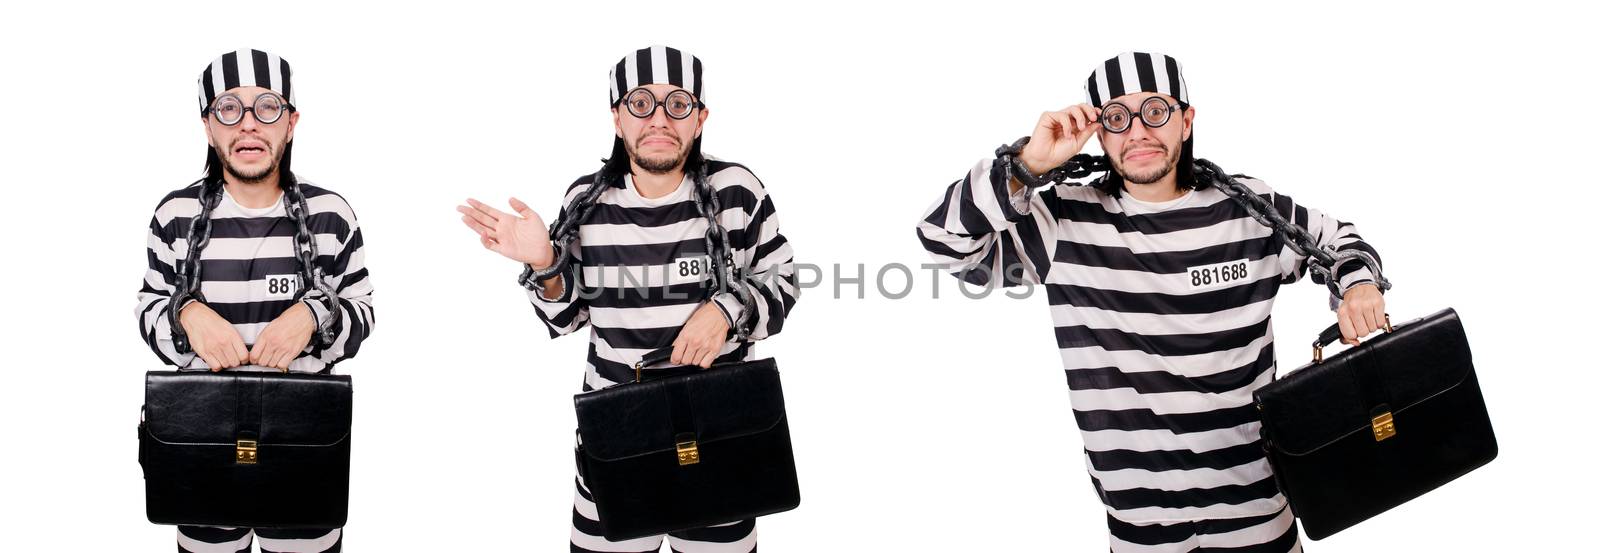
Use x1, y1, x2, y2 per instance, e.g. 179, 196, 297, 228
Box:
915, 156, 1063, 287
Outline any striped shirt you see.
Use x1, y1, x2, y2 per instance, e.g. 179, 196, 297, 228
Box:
527, 160, 797, 391
917, 157, 1381, 523
137, 179, 375, 373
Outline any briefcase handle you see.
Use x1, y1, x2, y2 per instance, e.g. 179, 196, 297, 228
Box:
632, 342, 737, 383
1310, 313, 1392, 363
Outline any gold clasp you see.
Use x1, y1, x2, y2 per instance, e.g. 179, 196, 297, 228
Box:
236, 439, 259, 464
675, 434, 700, 466
1371, 412, 1396, 442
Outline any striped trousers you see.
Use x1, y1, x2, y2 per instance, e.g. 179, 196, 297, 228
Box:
1107, 504, 1302, 553
176, 526, 341, 553
570, 474, 757, 552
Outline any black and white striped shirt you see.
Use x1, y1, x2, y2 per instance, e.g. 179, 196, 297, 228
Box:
917, 157, 1381, 523
527, 160, 797, 391
137, 180, 375, 373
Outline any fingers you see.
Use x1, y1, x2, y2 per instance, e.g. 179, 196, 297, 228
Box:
670, 339, 687, 366
460, 213, 495, 237
694, 344, 718, 368
228, 336, 248, 368
466, 198, 513, 220
479, 234, 498, 250
269, 347, 295, 371
509, 197, 535, 218
1336, 307, 1359, 346
199, 350, 222, 372
457, 202, 502, 230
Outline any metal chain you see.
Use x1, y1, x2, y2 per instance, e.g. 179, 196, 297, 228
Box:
518, 162, 757, 340
169, 179, 223, 354
995, 137, 1112, 189
993, 138, 1392, 299
281, 179, 341, 347
689, 163, 756, 340
1193, 158, 1391, 299
168, 178, 341, 354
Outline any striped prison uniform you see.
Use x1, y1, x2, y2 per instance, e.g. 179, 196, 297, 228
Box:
524, 161, 795, 552
175, 527, 342, 553
917, 157, 1379, 550
137, 180, 375, 373
137, 180, 372, 552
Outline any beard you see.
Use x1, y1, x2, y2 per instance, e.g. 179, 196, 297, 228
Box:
218, 137, 284, 184
625, 131, 690, 174
1114, 141, 1182, 185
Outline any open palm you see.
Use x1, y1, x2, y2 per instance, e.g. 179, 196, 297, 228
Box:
458, 197, 555, 268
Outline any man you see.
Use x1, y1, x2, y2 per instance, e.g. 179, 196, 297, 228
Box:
137, 49, 375, 553
916, 52, 1386, 552
458, 45, 797, 552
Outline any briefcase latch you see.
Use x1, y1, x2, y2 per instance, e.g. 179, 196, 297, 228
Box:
236, 439, 259, 464
675, 433, 700, 466
1371, 412, 1397, 442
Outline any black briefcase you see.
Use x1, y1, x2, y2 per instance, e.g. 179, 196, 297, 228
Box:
1254, 308, 1497, 540
574, 352, 800, 541
139, 371, 353, 528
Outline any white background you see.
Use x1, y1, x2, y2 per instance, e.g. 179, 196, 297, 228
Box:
2, 1, 1595, 551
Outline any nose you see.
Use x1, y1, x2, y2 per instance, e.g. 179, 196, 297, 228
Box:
237, 109, 261, 132
645, 105, 673, 128
1124, 115, 1152, 139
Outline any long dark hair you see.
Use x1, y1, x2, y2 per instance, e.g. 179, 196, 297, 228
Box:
1092, 135, 1202, 198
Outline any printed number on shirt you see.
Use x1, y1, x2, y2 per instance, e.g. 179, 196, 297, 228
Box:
670, 255, 712, 285
1186, 260, 1249, 291
263, 274, 298, 299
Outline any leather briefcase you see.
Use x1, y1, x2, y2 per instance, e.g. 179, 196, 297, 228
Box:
139, 371, 353, 528
1254, 308, 1497, 540
574, 350, 800, 541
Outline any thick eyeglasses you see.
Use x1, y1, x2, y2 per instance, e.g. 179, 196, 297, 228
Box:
622, 88, 701, 120
1101, 97, 1186, 134
209, 94, 294, 126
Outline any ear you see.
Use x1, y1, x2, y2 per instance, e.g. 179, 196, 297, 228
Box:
285, 110, 300, 143
1181, 105, 1195, 141
202, 115, 216, 146
613, 107, 624, 138
695, 106, 709, 139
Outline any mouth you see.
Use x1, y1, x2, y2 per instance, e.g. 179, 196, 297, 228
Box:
232, 140, 269, 159
1123, 147, 1165, 163
638, 134, 679, 149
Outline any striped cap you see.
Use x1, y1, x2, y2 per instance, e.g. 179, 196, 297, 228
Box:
609, 45, 703, 106
197, 49, 295, 113
1085, 51, 1188, 108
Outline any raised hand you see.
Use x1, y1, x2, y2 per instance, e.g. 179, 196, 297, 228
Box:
1019, 103, 1102, 174
458, 197, 555, 268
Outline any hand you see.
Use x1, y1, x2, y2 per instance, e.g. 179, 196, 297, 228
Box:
1019, 104, 1102, 175
458, 197, 555, 268
178, 301, 248, 371
1336, 283, 1386, 346
250, 302, 316, 371
672, 302, 731, 368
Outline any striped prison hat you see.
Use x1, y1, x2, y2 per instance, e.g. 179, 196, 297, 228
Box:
1085, 51, 1188, 108
197, 49, 295, 114
609, 45, 704, 106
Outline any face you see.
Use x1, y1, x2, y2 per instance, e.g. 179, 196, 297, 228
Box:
613, 83, 708, 174
202, 86, 298, 184
1098, 92, 1193, 186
